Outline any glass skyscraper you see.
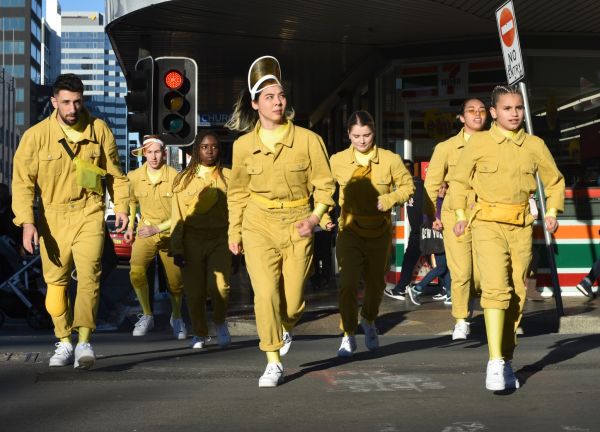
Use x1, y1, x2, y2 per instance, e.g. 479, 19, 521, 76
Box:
61, 12, 128, 166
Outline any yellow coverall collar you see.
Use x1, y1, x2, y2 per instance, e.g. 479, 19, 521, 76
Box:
50, 109, 97, 145
140, 161, 169, 184
345, 144, 380, 165
490, 122, 526, 146
251, 120, 294, 154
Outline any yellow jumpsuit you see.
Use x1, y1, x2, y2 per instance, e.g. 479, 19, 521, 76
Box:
450, 123, 564, 359
424, 129, 479, 320
228, 122, 335, 352
172, 168, 231, 338
128, 163, 183, 311
12, 110, 129, 338
331, 145, 414, 333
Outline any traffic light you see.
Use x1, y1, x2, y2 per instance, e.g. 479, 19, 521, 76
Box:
155, 56, 198, 146
125, 56, 154, 136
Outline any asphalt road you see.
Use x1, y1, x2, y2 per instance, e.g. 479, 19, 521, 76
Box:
1, 329, 599, 432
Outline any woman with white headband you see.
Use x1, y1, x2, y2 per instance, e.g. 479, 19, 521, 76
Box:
226, 56, 335, 388
125, 135, 186, 339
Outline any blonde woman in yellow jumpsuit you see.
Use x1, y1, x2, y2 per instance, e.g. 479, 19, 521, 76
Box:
12, 74, 129, 369
171, 132, 231, 349
226, 56, 335, 387
451, 85, 564, 391
331, 111, 414, 357
423, 98, 487, 340
124, 136, 185, 339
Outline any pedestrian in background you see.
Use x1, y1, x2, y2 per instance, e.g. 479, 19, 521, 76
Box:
384, 159, 423, 300
331, 110, 414, 357
124, 135, 185, 339
451, 85, 564, 391
171, 132, 232, 349
407, 181, 451, 306
226, 56, 335, 387
11, 73, 129, 369
423, 98, 488, 340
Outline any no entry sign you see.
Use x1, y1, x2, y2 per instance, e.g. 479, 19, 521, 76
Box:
496, 0, 524, 84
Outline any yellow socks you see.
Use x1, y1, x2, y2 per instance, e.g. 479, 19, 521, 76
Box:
130, 265, 153, 316
78, 327, 92, 344
344, 331, 355, 337
170, 293, 183, 320
266, 351, 281, 364
484, 308, 505, 360
45, 284, 68, 317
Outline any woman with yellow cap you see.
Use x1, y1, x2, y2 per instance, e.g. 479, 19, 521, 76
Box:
226, 55, 335, 387
125, 135, 186, 339
331, 110, 414, 357
451, 85, 564, 391
171, 132, 231, 349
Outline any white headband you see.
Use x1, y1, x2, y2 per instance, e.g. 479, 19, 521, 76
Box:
248, 56, 282, 100
143, 137, 165, 147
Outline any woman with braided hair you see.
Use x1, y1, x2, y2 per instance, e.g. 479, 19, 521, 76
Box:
171, 132, 232, 349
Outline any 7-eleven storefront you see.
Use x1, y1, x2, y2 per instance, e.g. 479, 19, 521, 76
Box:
366, 54, 600, 296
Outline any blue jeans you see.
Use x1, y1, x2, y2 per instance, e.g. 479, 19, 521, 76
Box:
415, 253, 451, 297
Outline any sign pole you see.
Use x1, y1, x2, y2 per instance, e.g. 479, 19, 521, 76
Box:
519, 82, 564, 317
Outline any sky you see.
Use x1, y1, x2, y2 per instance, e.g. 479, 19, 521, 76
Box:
57, 0, 106, 13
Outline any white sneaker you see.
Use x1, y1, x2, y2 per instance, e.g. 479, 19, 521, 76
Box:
279, 331, 293, 356
504, 360, 520, 389
443, 296, 452, 306
337, 335, 357, 357
190, 336, 208, 349
432, 293, 448, 301
452, 321, 470, 340
74, 342, 95, 370
170, 316, 188, 340
383, 286, 406, 301
216, 322, 231, 348
486, 359, 506, 391
258, 362, 284, 388
132, 314, 154, 336
360, 319, 379, 350
49, 341, 74, 367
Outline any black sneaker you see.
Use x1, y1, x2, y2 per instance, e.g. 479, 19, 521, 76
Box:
576, 277, 595, 298
384, 286, 406, 300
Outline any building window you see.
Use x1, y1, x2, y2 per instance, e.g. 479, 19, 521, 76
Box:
0, 17, 25, 31
31, 20, 41, 42
5, 64, 24, 78
31, 0, 41, 18
30, 42, 40, 63
15, 87, 23, 102
30, 65, 40, 84
0, 40, 24, 54
15, 111, 24, 126
0, 0, 25, 7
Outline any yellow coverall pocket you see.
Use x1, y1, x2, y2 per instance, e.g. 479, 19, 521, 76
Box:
74, 157, 107, 195
285, 159, 309, 185
39, 151, 63, 176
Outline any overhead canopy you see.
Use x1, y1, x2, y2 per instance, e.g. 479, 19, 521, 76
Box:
106, 0, 600, 120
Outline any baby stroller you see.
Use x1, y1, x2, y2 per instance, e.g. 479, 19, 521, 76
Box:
0, 235, 51, 329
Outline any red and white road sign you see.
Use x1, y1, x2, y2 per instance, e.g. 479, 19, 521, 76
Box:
496, 0, 524, 84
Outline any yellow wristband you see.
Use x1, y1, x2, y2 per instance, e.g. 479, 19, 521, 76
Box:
455, 209, 467, 222
312, 203, 329, 221
546, 208, 558, 218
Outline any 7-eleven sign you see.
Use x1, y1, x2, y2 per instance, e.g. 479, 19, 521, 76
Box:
496, 1, 525, 84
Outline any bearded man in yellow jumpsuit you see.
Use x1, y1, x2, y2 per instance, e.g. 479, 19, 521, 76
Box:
451, 85, 564, 391
12, 74, 129, 369
125, 136, 185, 339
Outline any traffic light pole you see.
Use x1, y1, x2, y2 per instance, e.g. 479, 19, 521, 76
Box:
519, 81, 564, 317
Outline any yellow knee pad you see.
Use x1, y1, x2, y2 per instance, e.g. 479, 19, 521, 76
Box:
45, 284, 68, 317
130, 265, 148, 291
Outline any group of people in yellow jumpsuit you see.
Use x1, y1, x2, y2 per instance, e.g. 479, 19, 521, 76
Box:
12, 62, 564, 392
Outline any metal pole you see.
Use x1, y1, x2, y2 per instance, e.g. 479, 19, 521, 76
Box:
518, 81, 564, 317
